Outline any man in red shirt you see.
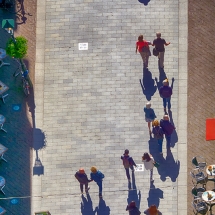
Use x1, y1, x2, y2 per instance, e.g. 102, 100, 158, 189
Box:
152, 32, 170, 69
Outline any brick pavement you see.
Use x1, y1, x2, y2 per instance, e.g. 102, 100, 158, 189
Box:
32, 0, 188, 214
187, 0, 215, 214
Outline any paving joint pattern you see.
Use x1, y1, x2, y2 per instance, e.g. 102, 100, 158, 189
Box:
33, 0, 188, 214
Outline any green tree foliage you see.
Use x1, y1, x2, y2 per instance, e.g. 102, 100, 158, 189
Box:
6, 36, 28, 59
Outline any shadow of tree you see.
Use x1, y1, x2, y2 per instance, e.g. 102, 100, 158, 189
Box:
138, 0, 151, 6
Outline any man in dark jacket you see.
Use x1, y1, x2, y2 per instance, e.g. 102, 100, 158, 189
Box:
121, 149, 137, 182
152, 32, 170, 69
159, 79, 172, 112
160, 115, 175, 148
75, 168, 91, 194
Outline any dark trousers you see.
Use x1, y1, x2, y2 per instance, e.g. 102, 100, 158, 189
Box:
125, 166, 134, 180
80, 182, 88, 193
96, 181, 103, 195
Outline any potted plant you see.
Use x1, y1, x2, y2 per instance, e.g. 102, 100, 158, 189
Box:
6, 36, 28, 59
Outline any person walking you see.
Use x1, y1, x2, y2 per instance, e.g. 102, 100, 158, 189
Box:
90, 166, 105, 198
159, 79, 172, 112
144, 205, 161, 215
136, 34, 150, 68
152, 32, 170, 69
152, 120, 164, 154
160, 115, 175, 148
126, 201, 141, 215
142, 152, 155, 181
121, 149, 137, 182
143, 102, 156, 134
75, 168, 91, 194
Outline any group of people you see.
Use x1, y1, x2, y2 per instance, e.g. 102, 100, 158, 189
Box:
136, 32, 170, 69
74, 32, 172, 215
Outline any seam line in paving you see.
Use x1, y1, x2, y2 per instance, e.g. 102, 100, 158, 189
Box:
32, 0, 46, 213
178, 0, 188, 214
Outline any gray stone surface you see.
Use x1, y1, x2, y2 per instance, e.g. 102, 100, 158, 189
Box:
33, 0, 187, 214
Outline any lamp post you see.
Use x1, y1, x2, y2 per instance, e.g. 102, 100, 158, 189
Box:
2, 19, 15, 42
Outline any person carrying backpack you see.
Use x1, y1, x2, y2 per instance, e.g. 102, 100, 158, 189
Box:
90, 166, 105, 198
152, 120, 164, 154
121, 149, 137, 182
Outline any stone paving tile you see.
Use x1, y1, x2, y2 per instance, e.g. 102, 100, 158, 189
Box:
32, 0, 184, 214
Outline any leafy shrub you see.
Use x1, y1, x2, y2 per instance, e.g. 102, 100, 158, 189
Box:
6, 36, 28, 59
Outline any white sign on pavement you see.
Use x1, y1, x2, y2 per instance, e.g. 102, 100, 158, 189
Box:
78, 43, 88, 50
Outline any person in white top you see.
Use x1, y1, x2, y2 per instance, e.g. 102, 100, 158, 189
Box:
142, 152, 155, 181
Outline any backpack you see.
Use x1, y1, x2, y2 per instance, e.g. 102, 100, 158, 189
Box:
97, 171, 105, 179
123, 156, 130, 168
153, 127, 163, 139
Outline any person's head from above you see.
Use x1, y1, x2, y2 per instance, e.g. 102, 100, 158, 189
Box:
142, 152, 151, 161
152, 119, 159, 127
138, 34, 143, 41
146, 102, 151, 109
163, 79, 169, 86
79, 168, 85, 174
124, 149, 129, 155
156, 32, 161, 38
163, 115, 169, 121
129, 201, 136, 208
149, 205, 158, 213
90, 166, 97, 173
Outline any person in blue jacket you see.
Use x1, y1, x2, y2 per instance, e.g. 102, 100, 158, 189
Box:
143, 102, 156, 134
90, 166, 105, 198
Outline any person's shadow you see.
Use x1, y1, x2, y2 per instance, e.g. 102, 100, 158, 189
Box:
94, 198, 110, 215
168, 108, 178, 148
139, 68, 157, 101
81, 194, 95, 215
127, 172, 141, 209
147, 182, 163, 208
148, 136, 160, 162
156, 148, 180, 182
154, 68, 167, 90
138, 0, 151, 6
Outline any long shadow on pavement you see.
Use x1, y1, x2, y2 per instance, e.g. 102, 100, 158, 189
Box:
81, 194, 95, 215
127, 171, 141, 209
94, 198, 110, 215
139, 68, 157, 101
156, 148, 180, 182
147, 182, 163, 208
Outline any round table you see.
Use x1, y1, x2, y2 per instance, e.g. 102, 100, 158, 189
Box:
0, 49, 7, 60
202, 191, 215, 202
0, 115, 5, 125
206, 165, 215, 176
0, 176, 5, 187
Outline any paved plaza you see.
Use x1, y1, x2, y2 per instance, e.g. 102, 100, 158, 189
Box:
33, 0, 187, 214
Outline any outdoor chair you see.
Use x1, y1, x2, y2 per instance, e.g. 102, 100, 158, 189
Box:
192, 197, 209, 215
191, 186, 206, 199
192, 156, 207, 170
190, 169, 208, 187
